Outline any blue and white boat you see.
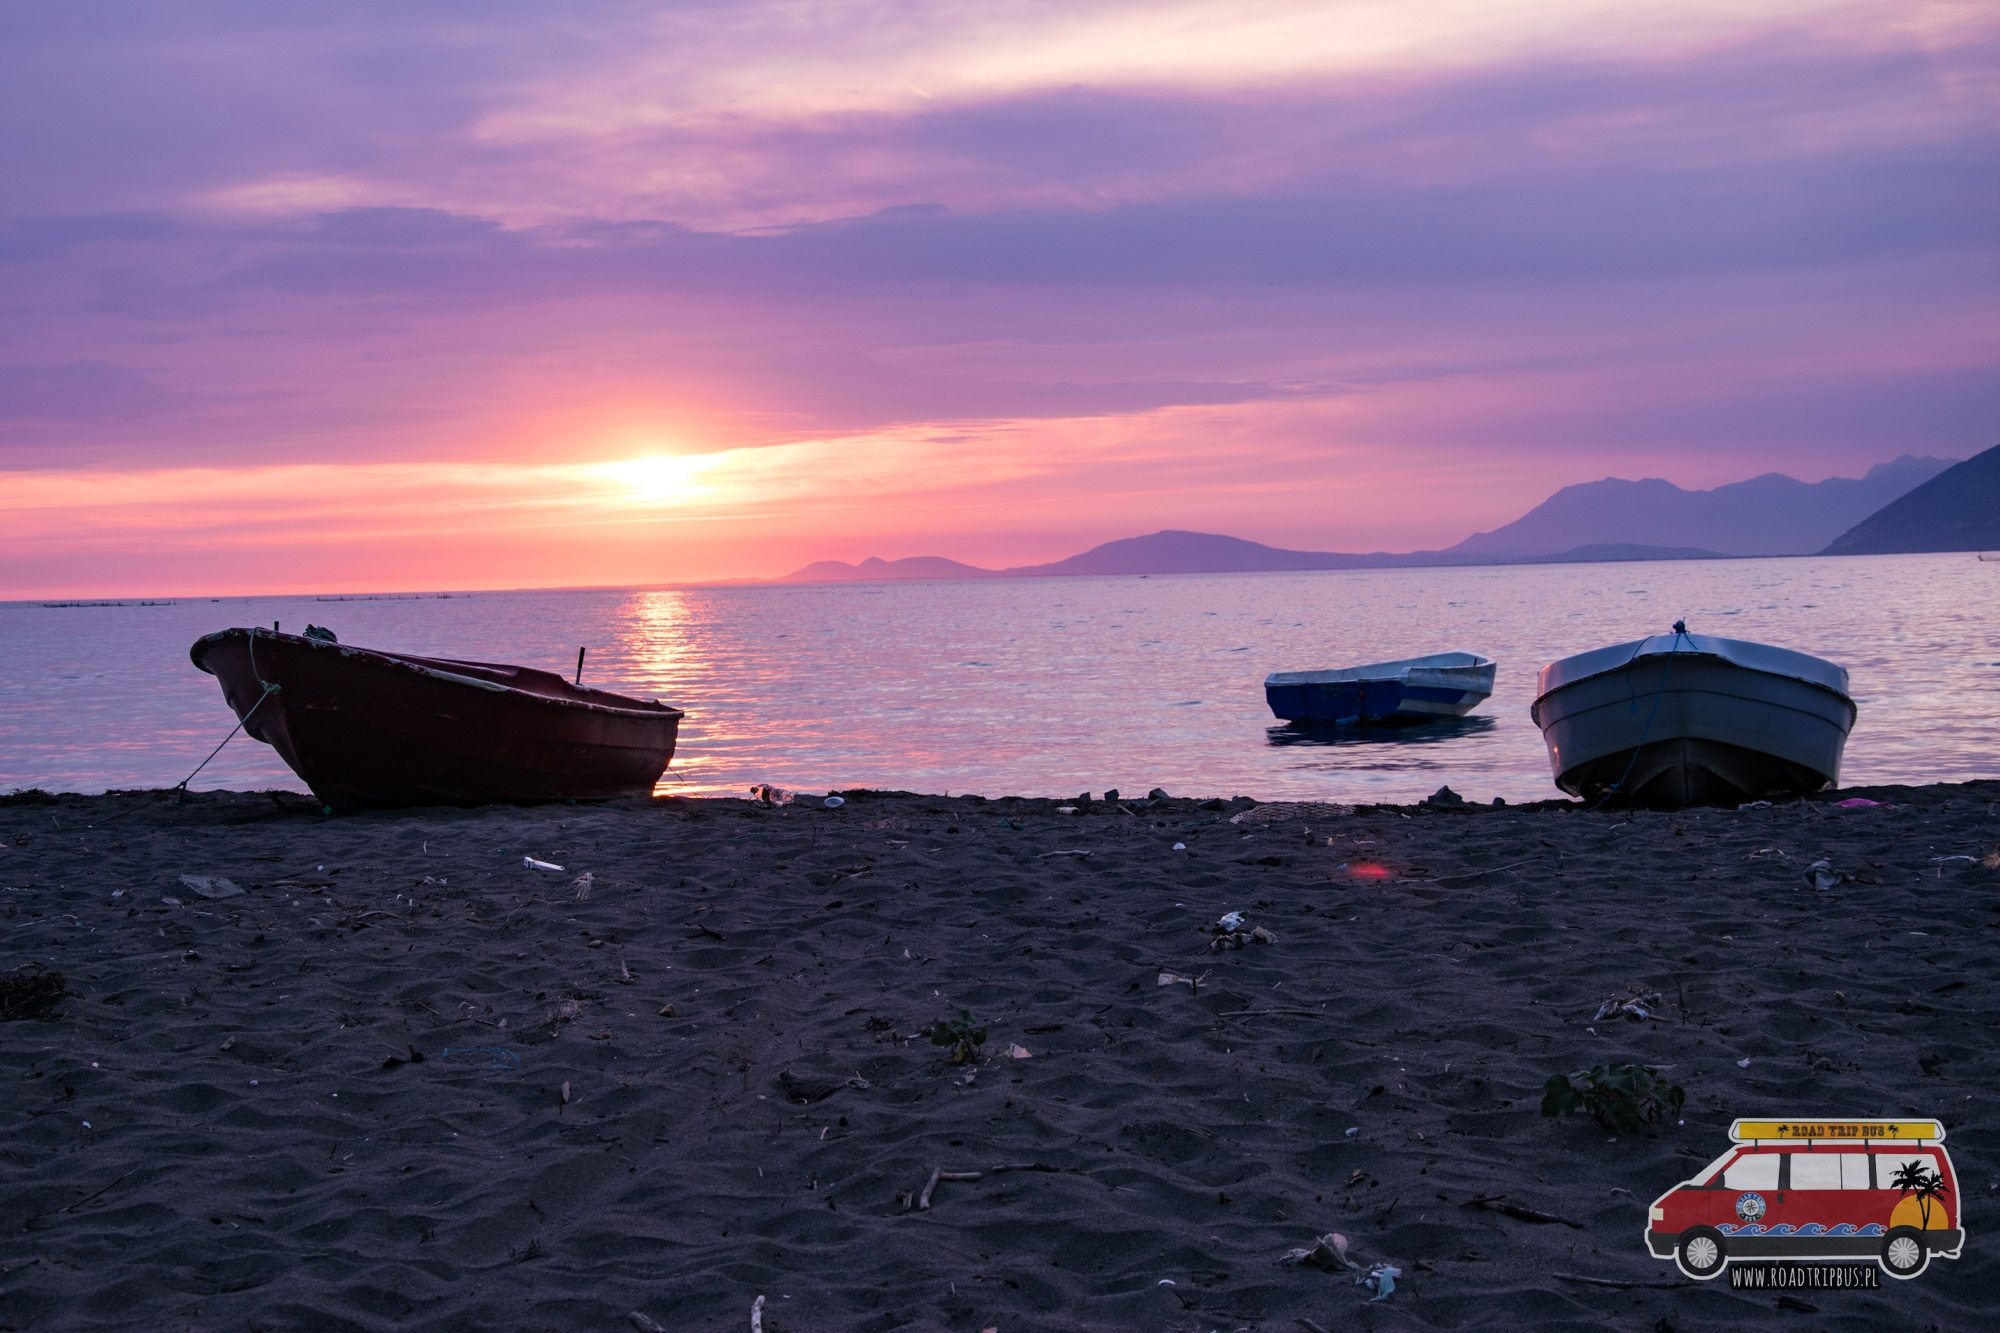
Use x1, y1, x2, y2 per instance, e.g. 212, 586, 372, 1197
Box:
1264, 652, 1496, 726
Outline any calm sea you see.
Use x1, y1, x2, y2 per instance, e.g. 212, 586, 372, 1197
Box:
3, 554, 1994, 805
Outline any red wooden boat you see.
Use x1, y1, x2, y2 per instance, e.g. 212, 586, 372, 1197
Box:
190, 627, 684, 809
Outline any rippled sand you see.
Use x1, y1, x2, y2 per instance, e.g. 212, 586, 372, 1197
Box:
2, 783, 1995, 1330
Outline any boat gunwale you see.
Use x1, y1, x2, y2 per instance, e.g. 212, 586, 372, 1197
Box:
1532, 634, 1853, 711
1265, 651, 1494, 689
1530, 665, 1858, 732
191, 628, 684, 723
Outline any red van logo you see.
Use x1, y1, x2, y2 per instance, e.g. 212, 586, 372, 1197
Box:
1646, 1119, 1964, 1280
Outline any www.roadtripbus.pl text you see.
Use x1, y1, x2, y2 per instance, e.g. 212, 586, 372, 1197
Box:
1728, 1263, 1882, 1290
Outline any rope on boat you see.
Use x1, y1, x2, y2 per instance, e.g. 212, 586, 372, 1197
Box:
174, 626, 281, 803
1587, 620, 1690, 811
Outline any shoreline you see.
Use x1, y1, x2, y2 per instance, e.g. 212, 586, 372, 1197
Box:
7, 539, 1979, 608
3, 783, 1996, 1329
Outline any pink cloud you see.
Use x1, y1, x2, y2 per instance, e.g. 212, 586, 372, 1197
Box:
0, 2, 1995, 596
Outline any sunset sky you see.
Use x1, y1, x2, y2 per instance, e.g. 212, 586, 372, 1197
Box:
3, 0, 1996, 597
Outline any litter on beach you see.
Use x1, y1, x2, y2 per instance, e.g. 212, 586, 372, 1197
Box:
1279, 1231, 1359, 1271
1592, 988, 1662, 1021
1209, 921, 1277, 950
1278, 1232, 1403, 1301
441, 1046, 523, 1071
523, 856, 566, 873
1359, 1264, 1403, 1301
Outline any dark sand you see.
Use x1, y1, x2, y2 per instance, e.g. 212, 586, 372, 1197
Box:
2, 783, 1997, 1331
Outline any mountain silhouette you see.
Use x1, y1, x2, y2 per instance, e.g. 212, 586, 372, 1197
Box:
1004, 530, 1379, 575
781, 530, 1721, 582
778, 454, 1958, 582
1821, 442, 2000, 554
783, 555, 995, 582
1447, 455, 1953, 558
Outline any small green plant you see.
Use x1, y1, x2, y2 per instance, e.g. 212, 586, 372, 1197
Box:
1540, 1062, 1685, 1133
927, 1010, 987, 1065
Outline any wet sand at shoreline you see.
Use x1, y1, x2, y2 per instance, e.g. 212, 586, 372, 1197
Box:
3, 782, 1997, 1330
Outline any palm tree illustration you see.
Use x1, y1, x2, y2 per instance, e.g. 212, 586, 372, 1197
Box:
1889, 1161, 1948, 1228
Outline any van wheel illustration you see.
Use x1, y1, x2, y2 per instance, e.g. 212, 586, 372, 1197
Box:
1880, 1227, 1929, 1279
1675, 1227, 1727, 1280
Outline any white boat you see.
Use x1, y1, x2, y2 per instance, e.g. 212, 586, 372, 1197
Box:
1530, 623, 1856, 808
1265, 651, 1495, 726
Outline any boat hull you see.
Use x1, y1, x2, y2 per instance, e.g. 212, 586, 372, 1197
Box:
1265, 653, 1495, 725
191, 629, 683, 809
1531, 637, 1855, 808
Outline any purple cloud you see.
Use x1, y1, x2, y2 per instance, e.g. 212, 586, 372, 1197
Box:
0, 1, 1994, 501
0, 360, 185, 421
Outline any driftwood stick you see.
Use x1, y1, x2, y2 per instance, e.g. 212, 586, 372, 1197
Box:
920, 1160, 984, 1200
1219, 1007, 1333, 1020
60, 1168, 137, 1215
1439, 857, 1538, 881
22, 1167, 139, 1230
1462, 1195, 1585, 1228
918, 1166, 982, 1210
628, 1313, 667, 1333
905, 1163, 1052, 1210
1554, 1272, 1685, 1290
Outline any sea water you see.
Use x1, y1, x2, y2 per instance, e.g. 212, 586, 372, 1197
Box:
2, 553, 1995, 804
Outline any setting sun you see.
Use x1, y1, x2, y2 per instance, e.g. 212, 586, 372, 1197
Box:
596, 453, 717, 505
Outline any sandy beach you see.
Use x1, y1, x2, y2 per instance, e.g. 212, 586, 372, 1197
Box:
3, 781, 1997, 1331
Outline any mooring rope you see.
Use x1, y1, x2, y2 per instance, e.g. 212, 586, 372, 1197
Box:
174, 627, 281, 802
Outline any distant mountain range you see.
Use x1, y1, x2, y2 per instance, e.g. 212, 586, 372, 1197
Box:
1821, 442, 2000, 554
785, 532, 1733, 582
785, 555, 995, 582
781, 451, 1971, 583
1446, 455, 1953, 558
